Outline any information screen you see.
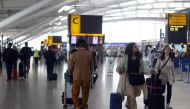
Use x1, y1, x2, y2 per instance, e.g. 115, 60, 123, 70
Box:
168, 25, 187, 44
70, 36, 104, 45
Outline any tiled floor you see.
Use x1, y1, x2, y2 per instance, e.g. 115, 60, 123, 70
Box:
0, 58, 190, 109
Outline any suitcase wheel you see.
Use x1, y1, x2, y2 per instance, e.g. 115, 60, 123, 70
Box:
63, 105, 67, 109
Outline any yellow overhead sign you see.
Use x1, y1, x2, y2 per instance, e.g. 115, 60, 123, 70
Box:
48, 36, 53, 44
168, 13, 187, 26
70, 14, 81, 34
44, 39, 48, 46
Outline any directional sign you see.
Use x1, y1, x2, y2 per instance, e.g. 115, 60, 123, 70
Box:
168, 13, 187, 26
70, 14, 81, 34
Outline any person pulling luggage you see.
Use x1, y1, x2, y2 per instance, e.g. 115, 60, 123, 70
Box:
19, 42, 33, 78
44, 46, 56, 81
155, 45, 175, 109
116, 43, 154, 109
3, 43, 17, 81
68, 39, 93, 109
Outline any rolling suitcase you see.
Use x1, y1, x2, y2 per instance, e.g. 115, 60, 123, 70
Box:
93, 73, 98, 84
12, 68, 18, 80
148, 94, 165, 109
110, 93, 122, 109
51, 73, 57, 80
147, 74, 165, 109
19, 62, 25, 78
146, 74, 165, 95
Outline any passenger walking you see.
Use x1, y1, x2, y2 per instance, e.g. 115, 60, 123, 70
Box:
19, 42, 33, 78
44, 46, 56, 81
90, 46, 98, 71
3, 43, 16, 81
55, 49, 61, 65
34, 49, 40, 64
116, 43, 153, 109
155, 45, 175, 109
68, 39, 93, 109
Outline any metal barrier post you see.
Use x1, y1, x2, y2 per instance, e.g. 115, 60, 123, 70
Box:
185, 64, 190, 83
178, 60, 184, 81
177, 60, 181, 74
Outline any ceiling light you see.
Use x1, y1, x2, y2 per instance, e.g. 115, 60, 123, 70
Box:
56, 22, 62, 26
58, 6, 72, 13
60, 17, 67, 21
68, 9, 76, 13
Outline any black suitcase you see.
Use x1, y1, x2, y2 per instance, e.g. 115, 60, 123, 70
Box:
51, 73, 57, 80
19, 62, 25, 78
148, 94, 165, 109
146, 74, 165, 95
147, 74, 165, 109
93, 73, 98, 84
110, 93, 122, 109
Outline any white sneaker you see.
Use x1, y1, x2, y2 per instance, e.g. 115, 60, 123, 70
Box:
166, 104, 173, 109
144, 106, 148, 109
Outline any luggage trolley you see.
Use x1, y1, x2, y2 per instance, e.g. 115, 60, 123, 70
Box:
62, 72, 83, 109
107, 57, 115, 75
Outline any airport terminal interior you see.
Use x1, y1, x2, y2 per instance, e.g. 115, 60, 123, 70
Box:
0, 0, 190, 109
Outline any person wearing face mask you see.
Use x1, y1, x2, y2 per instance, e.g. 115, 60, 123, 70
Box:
155, 45, 175, 109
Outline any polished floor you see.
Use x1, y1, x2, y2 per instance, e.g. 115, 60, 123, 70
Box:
0, 58, 190, 109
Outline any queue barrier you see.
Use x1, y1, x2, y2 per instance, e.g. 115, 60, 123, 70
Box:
174, 57, 180, 68
179, 59, 190, 83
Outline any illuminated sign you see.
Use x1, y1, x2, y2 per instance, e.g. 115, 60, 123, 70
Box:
48, 36, 53, 44
168, 13, 187, 26
70, 14, 81, 34
44, 39, 48, 46
71, 33, 104, 37
48, 36, 62, 45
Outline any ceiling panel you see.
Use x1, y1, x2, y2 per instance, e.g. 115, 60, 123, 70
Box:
3, 0, 38, 8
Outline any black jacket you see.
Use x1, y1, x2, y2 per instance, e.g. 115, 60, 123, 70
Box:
3, 47, 16, 63
44, 50, 56, 65
19, 47, 33, 60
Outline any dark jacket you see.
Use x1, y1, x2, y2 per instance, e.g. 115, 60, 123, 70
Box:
3, 47, 16, 63
44, 50, 56, 65
19, 47, 33, 61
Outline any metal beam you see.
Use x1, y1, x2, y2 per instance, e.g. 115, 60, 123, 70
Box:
17, 28, 51, 45
0, 0, 52, 29
103, 17, 166, 22
3, 0, 78, 30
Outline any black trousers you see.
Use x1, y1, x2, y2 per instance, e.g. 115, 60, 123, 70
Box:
34, 57, 39, 64
47, 64, 54, 79
6, 62, 13, 79
166, 82, 172, 104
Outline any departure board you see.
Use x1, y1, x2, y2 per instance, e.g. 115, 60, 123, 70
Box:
167, 13, 187, 44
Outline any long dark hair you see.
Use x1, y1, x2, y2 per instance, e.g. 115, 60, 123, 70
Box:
125, 43, 142, 67
160, 45, 173, 61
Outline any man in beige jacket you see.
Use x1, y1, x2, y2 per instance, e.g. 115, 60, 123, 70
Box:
68, 39, 93, 109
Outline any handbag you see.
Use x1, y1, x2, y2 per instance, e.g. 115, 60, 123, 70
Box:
128, 73, 145, 86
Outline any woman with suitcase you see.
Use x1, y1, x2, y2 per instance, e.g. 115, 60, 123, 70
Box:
155, 45, 175, 109
116, 43, 153, 109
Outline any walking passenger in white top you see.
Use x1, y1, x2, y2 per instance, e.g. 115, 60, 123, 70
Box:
155, 45, 175, 109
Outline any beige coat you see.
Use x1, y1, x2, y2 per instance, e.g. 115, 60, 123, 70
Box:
155, 56, 175, 85
116, 55, 152, 99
